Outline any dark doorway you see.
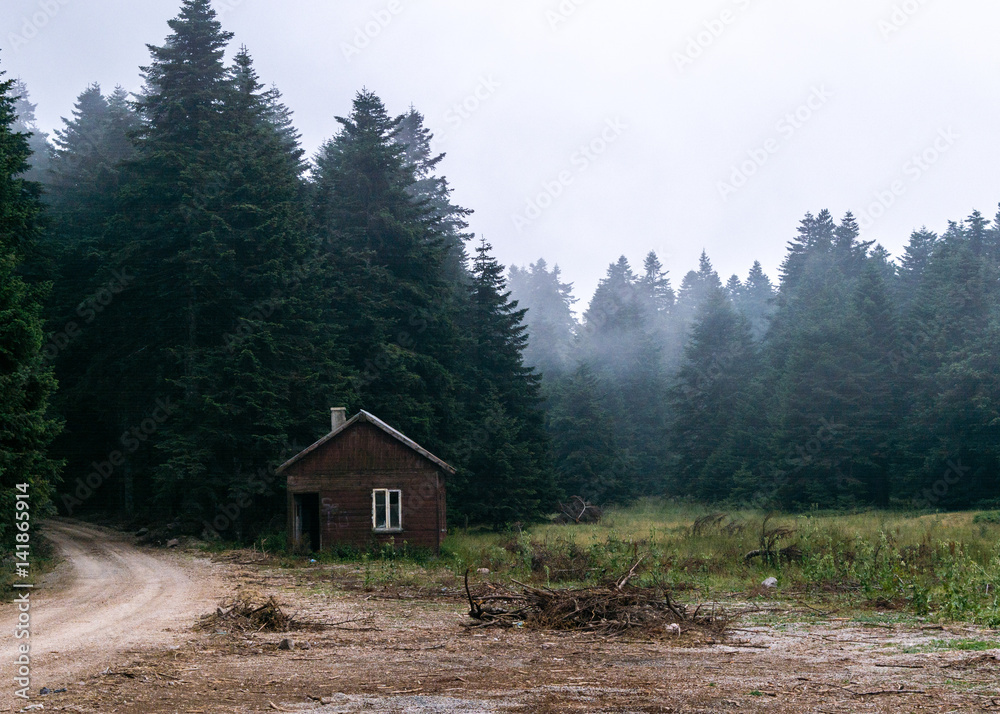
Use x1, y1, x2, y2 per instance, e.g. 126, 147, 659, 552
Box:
293, 493, 320, 552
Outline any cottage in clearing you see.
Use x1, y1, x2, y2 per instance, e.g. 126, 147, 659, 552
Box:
277, 408, 453, 553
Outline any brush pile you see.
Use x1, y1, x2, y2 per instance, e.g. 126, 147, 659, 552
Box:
197, 595, 293, 633
464, 561, 727, 637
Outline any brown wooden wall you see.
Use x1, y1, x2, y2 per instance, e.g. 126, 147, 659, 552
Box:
285, 422, 447, 551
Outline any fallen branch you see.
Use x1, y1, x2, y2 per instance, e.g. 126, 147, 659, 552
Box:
616, 556, 646, 591
854, 689, 926, 697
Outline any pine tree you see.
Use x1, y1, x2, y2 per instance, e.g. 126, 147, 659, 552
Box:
725, 275, 742, 302
548, 364, 626, 502
149, 46, 351, 531
0, 67, 61, 549
668, 285, 756, 499
897, 228, 938, 309
832, 211, 874, 277
48, 83, 137, 219
735, 261, 775, 340
452, 239, 552, 525
42, 83, 139, 510
10, 79, 52, 183
582, 256, 644, 360
69, 0, 240, 520
507, 258, 577, 378
900, 212, 1000, 508
834, 262, 903, 506
45, 82, 138, 330
639, 251, 675, 314
674, 250, 723, 330
311, 89, 464, 457
395, 107, 471, 284
779, 210, 836, 290
578, 255, 670, 500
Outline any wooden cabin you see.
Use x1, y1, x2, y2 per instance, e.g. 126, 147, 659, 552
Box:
277, 408, 453, 553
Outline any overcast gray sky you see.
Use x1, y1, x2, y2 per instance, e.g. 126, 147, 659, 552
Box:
3, 0, 999, 304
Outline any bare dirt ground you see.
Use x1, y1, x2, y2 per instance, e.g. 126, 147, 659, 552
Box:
4, 522, 999, 713
0, 519, 223, 712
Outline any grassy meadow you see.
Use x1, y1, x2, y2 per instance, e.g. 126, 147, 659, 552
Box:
267, 502, 1000, 627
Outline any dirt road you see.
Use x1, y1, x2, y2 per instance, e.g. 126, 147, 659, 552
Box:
0, 519, 221, 711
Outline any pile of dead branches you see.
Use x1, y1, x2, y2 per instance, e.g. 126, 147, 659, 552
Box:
197, 595, 293, 633
553, 495, 603, 524
464, 561, 728, 636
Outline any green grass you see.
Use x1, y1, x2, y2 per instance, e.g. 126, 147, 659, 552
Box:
436, 501, 1000, 626
207, 501, 1000, 627
901, 638, 1000, 653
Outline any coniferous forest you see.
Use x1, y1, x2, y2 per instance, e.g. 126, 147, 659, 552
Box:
2, 1, 999, 550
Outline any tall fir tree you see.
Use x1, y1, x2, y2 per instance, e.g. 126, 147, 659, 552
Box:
452, 239, 552, 525
734, 260, 775, 340
42, 83, 139, 509
668, 284, 756, 499
149, 47, 351, 532
311, 89, 465, 462
395, 107, 472, 285
548, 364, 626, 502
10, 79, 52, 184
507, 258, 577, 378
900, 212, 1000, 508
67, 0, 240, 520
0, 66, 61, 549
674, 250, 723, 330
578, 255, 670, 500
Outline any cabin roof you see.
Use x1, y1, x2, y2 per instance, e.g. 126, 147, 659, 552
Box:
276, 410, 457, 476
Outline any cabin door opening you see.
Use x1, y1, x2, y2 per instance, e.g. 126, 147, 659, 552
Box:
293, 493, 321, 552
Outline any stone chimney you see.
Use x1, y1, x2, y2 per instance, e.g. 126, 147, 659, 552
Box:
331, 407, 347, 432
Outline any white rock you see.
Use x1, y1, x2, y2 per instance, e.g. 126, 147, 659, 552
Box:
762, 576, 778, 588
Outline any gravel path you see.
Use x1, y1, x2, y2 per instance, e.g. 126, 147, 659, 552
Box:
0, 519, 221, 711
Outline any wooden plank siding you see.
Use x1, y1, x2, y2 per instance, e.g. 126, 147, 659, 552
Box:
284, 422, 447, 551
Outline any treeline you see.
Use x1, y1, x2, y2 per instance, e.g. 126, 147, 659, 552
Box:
511, 210, 1000, 511
1, 0, 551, 544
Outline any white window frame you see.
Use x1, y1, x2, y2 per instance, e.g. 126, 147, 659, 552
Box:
372, 489, 402, 532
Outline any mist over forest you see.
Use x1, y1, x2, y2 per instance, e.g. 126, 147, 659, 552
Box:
2, 0, 999, 550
